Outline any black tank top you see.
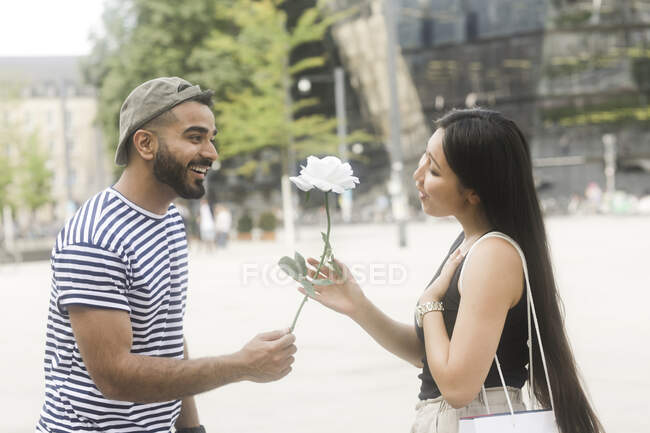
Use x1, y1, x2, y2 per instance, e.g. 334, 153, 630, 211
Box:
415, 232, 528, 400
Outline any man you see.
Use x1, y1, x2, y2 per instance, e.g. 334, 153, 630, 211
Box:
37, 77, 296, 433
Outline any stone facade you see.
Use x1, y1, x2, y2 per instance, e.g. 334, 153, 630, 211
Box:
327, 0, 650, 206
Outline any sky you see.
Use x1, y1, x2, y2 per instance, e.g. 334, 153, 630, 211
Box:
0, 0, 106, 56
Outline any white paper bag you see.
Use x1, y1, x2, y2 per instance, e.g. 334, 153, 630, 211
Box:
458, 409, 558, 433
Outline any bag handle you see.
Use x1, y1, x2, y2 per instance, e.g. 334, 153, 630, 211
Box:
459, 232, 555, 416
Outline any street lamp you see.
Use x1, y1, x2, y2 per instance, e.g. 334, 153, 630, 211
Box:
297, 67, 354, 222
297, 78, 312, 94
384, 0, 408, 248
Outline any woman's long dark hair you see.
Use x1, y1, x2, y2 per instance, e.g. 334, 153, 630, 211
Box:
436, 108, 604, 433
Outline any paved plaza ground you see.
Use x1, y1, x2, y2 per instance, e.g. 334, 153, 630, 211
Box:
1, 215, 648, 432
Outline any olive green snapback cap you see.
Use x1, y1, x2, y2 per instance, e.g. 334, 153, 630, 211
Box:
115, 77, 211, 166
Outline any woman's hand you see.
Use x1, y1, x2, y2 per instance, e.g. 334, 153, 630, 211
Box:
299, 257, 367, 318
419, 248, 465, 304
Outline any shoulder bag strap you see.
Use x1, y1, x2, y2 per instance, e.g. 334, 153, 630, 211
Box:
460, 231, 556, 416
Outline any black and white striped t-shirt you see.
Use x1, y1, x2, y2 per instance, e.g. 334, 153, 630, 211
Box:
37, 187, 189, 433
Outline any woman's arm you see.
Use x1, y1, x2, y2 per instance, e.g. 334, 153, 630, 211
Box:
350, 299, 424, 367
419, 237, 523, 408
304, 258, 424, 367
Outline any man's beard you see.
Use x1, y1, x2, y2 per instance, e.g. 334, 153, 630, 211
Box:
153, 137, 208, 199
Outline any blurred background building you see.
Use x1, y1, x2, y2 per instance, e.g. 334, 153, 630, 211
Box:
327, 0, 650, 212
0, 56, 111, 235
0, 0, 648, 252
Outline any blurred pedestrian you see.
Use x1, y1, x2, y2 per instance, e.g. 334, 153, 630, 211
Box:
36, 77, 296, 433
302, 109, 603, 433
199, 198, 216, 251
585, 181, 602, 213
374, 193, 390, 222
214, 204, 232, 248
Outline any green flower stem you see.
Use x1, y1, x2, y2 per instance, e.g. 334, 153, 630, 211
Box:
290, 295, 308, 332
290, 192, 331, 332
315, 193, 331, 276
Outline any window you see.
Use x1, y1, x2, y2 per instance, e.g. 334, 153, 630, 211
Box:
465, 11, 479, 41
421, 16, 435, 47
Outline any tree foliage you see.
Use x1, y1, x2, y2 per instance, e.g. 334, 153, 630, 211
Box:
0, 101, 53, 214
83, 0, 221, 169
85, 0, 368, 176
0, 150, 12, 211
15, 133, 53, 212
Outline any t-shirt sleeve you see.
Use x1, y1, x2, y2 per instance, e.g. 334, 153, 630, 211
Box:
53, 243, 130, 314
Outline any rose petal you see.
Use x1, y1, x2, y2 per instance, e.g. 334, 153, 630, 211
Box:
290, 175, 314, 191
311, 178, 335, 192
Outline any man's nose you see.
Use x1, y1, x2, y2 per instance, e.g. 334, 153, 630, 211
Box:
203, 140, 219, 162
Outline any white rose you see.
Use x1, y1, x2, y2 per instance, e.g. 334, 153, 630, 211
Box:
290, 156, 360, 194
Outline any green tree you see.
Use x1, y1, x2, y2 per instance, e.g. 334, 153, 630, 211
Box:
0, 88, 20, 211
85, 0, 368, 174
15, 133, 53, 215
0, 100, 53, 218
0, 150, 12, 211
83, 0, 225, 174
211, 0, 368, 164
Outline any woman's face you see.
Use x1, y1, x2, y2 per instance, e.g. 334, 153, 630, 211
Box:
413, 128, 468, 217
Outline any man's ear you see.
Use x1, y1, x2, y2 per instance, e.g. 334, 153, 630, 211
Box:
131, 129, 157, 162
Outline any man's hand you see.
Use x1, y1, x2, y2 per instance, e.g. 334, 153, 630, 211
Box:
237, 329, 296, 383
68, 305, 297, 403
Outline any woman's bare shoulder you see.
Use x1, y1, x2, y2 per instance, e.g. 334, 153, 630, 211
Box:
460, 236, 523, 305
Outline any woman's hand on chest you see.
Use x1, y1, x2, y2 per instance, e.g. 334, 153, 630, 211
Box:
419, 247, 464, 304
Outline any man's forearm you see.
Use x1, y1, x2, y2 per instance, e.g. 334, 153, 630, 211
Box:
101, 352, 245, 403
175, 339, 201, 428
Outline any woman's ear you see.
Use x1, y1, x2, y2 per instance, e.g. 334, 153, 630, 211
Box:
131, 129, 157, 162
466, 190, 481, 206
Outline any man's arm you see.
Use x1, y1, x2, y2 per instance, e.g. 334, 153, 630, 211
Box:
175, 339, 201, 429
68, 306, 296, 403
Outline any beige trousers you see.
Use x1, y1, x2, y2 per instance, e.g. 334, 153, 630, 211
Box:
411, 387, 526, 433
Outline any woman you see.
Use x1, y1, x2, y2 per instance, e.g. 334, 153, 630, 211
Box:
301, 109, 604, 433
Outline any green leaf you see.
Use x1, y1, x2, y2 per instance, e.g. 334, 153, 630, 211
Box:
290, 6, 354, 48
289, 56, 326, 75
294, 251, 308, 276
305, 190, 311, 203
312, 278, 334, 286
292, 97, 319, 114
278, 256, 299, 279
299, 276, 317, 297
